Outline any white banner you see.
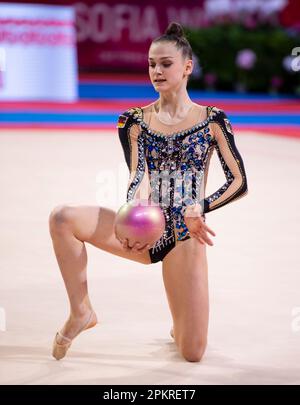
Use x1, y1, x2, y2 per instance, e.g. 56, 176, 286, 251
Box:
0, 3, 78, 101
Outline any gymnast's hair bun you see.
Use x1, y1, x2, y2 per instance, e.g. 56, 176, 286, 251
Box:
165, 22, 184, 38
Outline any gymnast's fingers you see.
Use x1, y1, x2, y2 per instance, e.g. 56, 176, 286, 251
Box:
203, 223, 216, 237
137, 243, 151, 253
122, 238, 130, 251
198, 230, 213, 246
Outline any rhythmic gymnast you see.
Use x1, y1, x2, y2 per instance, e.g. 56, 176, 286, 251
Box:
49, 22, 248, 362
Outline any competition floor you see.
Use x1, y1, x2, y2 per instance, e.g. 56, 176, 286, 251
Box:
1, 123, 300, 384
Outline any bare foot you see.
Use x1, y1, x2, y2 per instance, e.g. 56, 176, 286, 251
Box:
170, 327, 174, 339
56, 309, 98, 345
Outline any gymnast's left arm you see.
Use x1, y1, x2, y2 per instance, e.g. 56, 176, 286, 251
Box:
200, 108, 248, 213
183, 108, 248, 245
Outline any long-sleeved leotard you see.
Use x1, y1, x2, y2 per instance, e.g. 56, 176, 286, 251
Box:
117, 103, 248, 263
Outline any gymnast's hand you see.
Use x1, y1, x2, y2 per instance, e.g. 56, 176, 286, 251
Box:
117, 237, 151, 254
184, 204, 216, 246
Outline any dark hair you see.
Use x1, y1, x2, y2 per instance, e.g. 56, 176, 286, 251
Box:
152, 22, 193, 60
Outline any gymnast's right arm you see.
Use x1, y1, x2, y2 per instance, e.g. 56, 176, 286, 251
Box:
116, 110, 152, 253
117, 110, 152, 203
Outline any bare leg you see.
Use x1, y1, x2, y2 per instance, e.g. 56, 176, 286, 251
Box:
49, 211, 95, 343
49, 204, 151, 345
162, 238, 209, 362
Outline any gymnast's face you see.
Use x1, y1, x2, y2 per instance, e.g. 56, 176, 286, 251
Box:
148, 42, 193, 93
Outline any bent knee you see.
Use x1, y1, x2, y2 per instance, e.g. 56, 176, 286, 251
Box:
180, 339, 207, 363
49, 204, 75, 232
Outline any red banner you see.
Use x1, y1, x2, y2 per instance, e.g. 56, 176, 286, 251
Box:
74, 0, 205, 71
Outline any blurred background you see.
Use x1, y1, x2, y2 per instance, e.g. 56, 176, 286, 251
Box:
1, 1, 300, 385
0, 0, 299, 134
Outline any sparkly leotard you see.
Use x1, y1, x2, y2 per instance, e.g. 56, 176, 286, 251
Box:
117, 103, 248, 263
